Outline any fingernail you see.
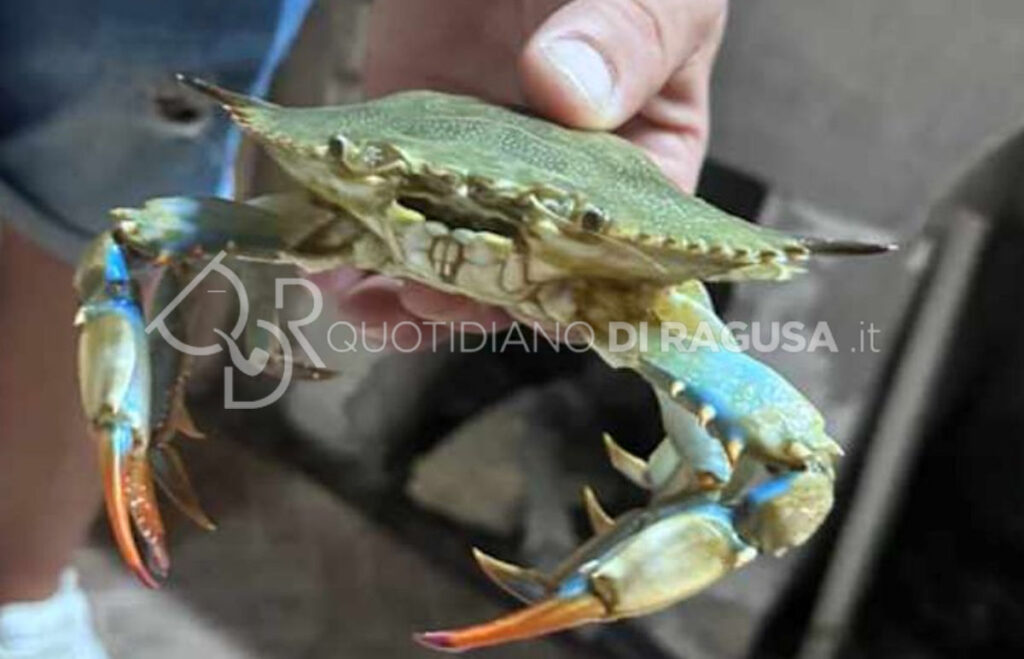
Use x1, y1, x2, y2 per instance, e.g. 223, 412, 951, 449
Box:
541, 38, 614, 110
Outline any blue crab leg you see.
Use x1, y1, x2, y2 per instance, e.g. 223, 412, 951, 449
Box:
415, 466, 833, 652
148, 266, 205, 442
230, 260, 341, 382
114, 194, 381, 383
413, 281, 840, 651
638, 282, 842, 476
75, 234, 167, 586
76, 194, 375, 585
146, 265, 216, 531
625, 282, 839, 546
415, 497, 757, 652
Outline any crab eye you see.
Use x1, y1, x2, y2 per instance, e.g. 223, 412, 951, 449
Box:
327, 135, 347, 159
580, 208, 607, 232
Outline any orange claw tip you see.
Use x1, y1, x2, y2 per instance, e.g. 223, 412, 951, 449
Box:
98, 430, 169, 590
411, 595, 607, 653
128, 562, 161, 590
412, 632, 459, 653
102, 465, 162, 590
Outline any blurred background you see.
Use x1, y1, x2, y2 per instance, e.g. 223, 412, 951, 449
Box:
6, 1, 1024, 658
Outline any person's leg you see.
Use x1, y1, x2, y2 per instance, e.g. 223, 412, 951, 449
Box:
0, 225, 100, 601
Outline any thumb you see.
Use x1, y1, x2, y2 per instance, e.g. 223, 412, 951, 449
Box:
520, 0, 726, 130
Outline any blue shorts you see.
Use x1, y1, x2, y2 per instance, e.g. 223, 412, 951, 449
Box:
0, 0, 312, 261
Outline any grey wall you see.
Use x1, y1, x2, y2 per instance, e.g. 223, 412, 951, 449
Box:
712, 0, 1024, 231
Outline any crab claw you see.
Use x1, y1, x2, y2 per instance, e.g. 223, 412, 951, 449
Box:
75, 234, 168, 587
415, 500, 756, 652
471, 548, 548, 603
414, 595, 606, 653
95, 425, 168, 587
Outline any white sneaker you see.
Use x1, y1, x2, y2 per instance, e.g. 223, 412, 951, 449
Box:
0, 570, 108, 659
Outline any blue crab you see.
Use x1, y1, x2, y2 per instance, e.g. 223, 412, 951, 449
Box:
73, 76, 891, 651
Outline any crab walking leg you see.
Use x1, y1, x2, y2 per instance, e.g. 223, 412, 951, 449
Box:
74, 234, 167, 586
75, 194, 382, 586
598, 387, 735, 502
229, 260, 342, 382
146, 266, 216, 531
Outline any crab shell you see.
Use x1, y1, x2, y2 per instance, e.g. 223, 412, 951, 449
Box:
183, 77, 883, 289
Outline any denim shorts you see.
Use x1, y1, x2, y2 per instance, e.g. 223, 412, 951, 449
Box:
0, 0, 312, 262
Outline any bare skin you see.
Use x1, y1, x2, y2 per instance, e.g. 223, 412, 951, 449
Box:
0, 227, 98, 601
0, 0, 726, 603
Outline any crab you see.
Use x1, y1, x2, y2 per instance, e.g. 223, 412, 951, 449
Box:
73, 76, 891, 652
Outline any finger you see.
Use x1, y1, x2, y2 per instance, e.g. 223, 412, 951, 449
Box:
364, 0, 527, 103
332, 275, 512, 352
307, 267, 367, 296
398, 281, 514, 330
520, 0, 727, 130
616, 38, 721, 192
336, 275, 421, 328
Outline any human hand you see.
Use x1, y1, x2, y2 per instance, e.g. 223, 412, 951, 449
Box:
321, 0, 728, 345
